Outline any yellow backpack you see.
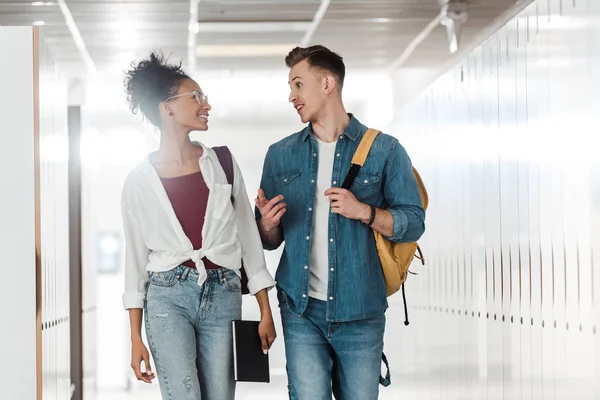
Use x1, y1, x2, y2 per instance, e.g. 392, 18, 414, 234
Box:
342, 128, 428, 324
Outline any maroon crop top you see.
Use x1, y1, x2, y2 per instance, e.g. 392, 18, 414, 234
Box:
160, 170, 220, 270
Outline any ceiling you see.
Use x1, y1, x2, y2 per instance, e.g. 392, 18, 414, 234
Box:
0, 0, 521, 78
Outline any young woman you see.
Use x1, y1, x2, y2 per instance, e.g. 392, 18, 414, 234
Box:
121, 52, 277, 399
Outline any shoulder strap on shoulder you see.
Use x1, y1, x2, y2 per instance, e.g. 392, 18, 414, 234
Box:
342, 128, 380, 190
351, 128, 380, 166
213, 146, 234, 185
213, 146, 235, 204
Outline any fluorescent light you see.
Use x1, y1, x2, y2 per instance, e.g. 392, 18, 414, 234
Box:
196, 44, 296, 58
32, 20, 46, 26
195, 21, 312, 33
31, 1, 54, 5
374, 18, 392, 23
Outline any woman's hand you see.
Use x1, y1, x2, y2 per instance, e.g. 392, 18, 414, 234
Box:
258, 313, 277, 355
131, 337, 156, 383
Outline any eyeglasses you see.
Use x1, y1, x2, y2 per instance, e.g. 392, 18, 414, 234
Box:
164, 89, 208, 105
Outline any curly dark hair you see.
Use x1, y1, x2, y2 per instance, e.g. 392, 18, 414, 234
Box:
124, 51, 190, 127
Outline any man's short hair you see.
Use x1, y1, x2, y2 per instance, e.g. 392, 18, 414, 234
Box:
285, 45, 345, 89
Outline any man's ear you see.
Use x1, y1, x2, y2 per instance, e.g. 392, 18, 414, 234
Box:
323, 75, 336, 95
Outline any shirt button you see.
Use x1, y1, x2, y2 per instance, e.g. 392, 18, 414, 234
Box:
333, 181, 337, 185
311, 180, 315, 184
329, 296, 334, 300
330, 268, 334, 272
306, 236, 310, 240
303, 294, 307, 298
337, 153, 340, 157
284, 178, 288, 183
304, 266, 309, 270
330, 238, 334, 243
309, 207, 313, 211
314, 153, 317, 157
176, 275, 181, 279
364, 180, 369, 184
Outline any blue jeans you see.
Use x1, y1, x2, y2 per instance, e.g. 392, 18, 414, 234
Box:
280, 294, 386, 400
144, 266, 242, 400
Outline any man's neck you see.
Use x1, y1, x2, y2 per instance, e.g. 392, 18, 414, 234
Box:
311, 104, 350, 143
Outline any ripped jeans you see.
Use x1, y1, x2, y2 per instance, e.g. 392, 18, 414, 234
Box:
144, 266, 242, 400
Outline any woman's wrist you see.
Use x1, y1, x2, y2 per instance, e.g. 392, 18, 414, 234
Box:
254, 288, 272, 318
131, 333, 144, 343
260, 306, 273, 319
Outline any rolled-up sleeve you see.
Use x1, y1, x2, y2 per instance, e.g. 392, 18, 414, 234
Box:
384, 140, 426, 243
121, 187, 150, 309
232, 153, 277, 294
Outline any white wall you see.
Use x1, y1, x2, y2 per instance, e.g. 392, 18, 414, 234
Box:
383, 0, 600, 398
0, 26, 70, 400
0, 26, 38, 399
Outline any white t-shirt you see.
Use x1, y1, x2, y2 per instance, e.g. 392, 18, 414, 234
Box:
309, 137, 337, 300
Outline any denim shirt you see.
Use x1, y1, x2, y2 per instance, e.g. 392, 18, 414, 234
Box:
257, 114, 425, 322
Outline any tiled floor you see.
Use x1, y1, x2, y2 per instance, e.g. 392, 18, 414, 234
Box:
97, 374, 421, 400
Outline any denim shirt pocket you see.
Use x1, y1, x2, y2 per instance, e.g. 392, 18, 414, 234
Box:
351, 171, 382, 203
274, 170, 301, 206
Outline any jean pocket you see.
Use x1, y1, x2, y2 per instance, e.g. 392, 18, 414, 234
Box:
276, 288, 288, 308
222, 270, 241, 293
149, 270, 178, 287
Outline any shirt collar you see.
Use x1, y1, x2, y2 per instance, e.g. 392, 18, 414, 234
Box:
302, 113, 364, 142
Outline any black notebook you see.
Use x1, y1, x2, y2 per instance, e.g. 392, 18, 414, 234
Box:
232, 320, 270, 383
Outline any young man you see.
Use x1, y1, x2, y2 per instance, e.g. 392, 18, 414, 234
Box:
255, 45, 425, 399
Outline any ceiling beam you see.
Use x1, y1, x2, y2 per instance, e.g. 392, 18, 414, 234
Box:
187, 0, 199, 74
57, 0, 95, 71
196, 21, 312, 33
388, 11, 445, 71
300, 0, 330, 47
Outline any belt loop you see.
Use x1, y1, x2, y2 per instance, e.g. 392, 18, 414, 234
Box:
180, 266, 190, 280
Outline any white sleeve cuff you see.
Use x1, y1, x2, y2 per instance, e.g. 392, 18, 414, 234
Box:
246, 268, 276, 295
122, 292, 145, 310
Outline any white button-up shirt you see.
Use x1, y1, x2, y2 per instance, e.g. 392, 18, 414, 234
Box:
121, 142, 275, 309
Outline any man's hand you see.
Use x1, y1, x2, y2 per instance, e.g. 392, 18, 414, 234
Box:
255, 188, 286, 231
325, 188, 370, 222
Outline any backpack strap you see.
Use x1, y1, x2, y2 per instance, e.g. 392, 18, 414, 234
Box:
379, 352, 391, 387
213, 146, 235, 204
341, 128, 381, 190
351, 128, 380, 166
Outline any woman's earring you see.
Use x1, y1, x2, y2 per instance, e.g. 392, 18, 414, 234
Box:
169, 110, 173, 116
